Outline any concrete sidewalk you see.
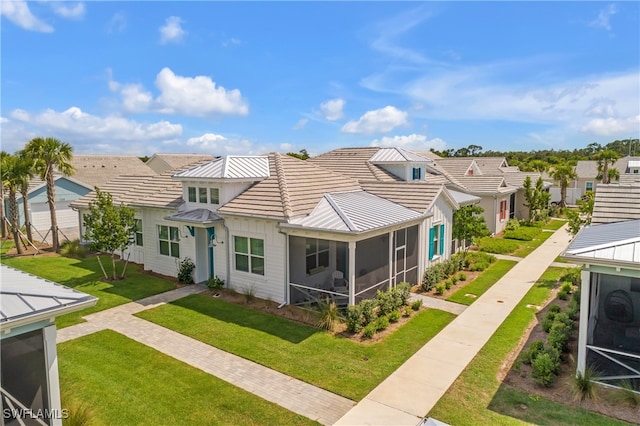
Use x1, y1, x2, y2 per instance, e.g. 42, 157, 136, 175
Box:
335, 225, 574, 426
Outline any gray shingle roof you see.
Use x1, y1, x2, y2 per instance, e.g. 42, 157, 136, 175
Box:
591, 184, 640, 224
1, 265, 97, 328
563, 220, 640, 265
575, 160, 599, 179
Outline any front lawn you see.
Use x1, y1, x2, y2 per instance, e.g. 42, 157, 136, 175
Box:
543, 219, 567, 231
427, 267, 630, 425
59, 330, 317, 425
446, 260, 517, 305
136, 295, 455, 401
1, 255, 176, 328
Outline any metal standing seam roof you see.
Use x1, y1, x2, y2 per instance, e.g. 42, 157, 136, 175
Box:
628, 160, 640, 168
563, 220, 640, 265
369, 147, 433, 163
173, 156, 271, 180
1, 265, 97, 328
447, 189, 482, 206
285, 190, 424, 233
164, 209, 222, 224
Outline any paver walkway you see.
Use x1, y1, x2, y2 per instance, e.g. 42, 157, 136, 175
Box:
494, 253, 578, 268
335, 224, 574, 426
57, 284, 354, 425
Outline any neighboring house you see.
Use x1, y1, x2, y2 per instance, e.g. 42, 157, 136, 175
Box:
562, 220, 640, 392
591, 183, 640, 225
0, 265, 97, 426
565, 156, 640, 204
145, 153, 216, 174
73, 152, 463, 307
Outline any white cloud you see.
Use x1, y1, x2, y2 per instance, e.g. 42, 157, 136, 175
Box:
4, 107, 182, 153
292, 118, 308, 130
589, 4, 617, 31
186, 133, 227, 150
370, 134, 446, 151
107, 12, 126, 33
51, 2, 85, 20
580, 115, 640, 136
159, 16, 186, 44
319, 98, 345, 121
222, 38, 242, 47
184, 133, 261, 155
0, 0, 53, 32
341, 106, 408, 135
108, 67, 249, 117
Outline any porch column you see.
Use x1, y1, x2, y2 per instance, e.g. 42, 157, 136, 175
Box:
348, 241, 356, 306
388, 231, 394, 289
577, 270, 591, 374
43, 325, 63, 426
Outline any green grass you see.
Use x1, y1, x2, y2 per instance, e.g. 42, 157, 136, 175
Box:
0, 238, 15, 255
477, 237, 520, 254
59, 330, 317, 425
511, 230, 554, 258
446, 260, 518, 305
1, 255, 176, 328
428, 267, 630, 425
137, 295, 455, 401
543, 219, 567, 231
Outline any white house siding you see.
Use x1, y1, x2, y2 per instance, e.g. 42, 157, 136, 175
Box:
182, 180, 253, 211
223, 216, 287, 303
478, 194, 510, 234
424, 195, 454, 269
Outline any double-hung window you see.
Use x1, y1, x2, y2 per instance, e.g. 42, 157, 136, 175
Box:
210, 188, 220, 204
305, 238, 330, 274
585, 181, 594, 192
499, 200, 508, 220
234, 236, 265, 275
188, 187, 197, 202
158, 225, 180, 257
134, 219, 143, 246
429, 224, 445, 259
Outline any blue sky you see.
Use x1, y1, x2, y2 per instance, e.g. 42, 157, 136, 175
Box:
1, 1, 639, 156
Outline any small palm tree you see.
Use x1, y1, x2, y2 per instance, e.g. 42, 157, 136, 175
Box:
1, 154, 24, 254
0, 151, 8, 239
607, 168, 620, 183
595, 149, 620, 184
550, 164, 577, 208
15, 152, 35, 244
22, 137, 75, 252
528, 159, 548, 173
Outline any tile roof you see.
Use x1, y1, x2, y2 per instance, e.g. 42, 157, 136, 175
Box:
309, 148, 401, 181
218, 153, 362, 219
455, 176, 516, 194
146, 153, 216, 173
591, 184, 640, 224
501, 171, 550, 188
431, 158, 477, 179
285, 190, 424, 233
69, 155, 154, 188
411, 150, 443, 160
613, 156, 640, 173
575, 160, 599, 178
563, 220, 640, 265
173, 156, 270, 180
474, 157, 509, 173
1, 265, 97, 328
360, 181, 453, 213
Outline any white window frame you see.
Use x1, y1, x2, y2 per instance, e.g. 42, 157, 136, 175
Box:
188, 187, 197, 202
585, 181, 594, 191
234, 236, 265, 276
158, 225, 180, 258
305, 238, 330, 275
210, 188, 220, 204
134, 219, 143, 246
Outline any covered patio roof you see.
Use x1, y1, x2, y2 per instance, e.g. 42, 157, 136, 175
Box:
164, 208, 223, 225
562, 219, 640, 266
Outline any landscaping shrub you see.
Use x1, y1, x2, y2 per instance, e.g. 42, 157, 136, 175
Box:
388, 309, 401, 323
403, 306, 412, 317
562, 267, 582, 286
362, 323, 376, 338
520, 340, 544, 365
375, 315, 390, 331
376, 289, 396, 316
206, 276, 225, 290
444, 279, 453, 290
421, 267, 440, 292
451, 276, 458, 285
60, 240, 87, 258
557, 289, 569, 300
411, 299, 423, 311
615, 380, 640, 407
177, 257, 195, 284
346, 305, 363, 333
541, 312, 556, 333
470, 262, 489, 272
548, 320, 573, 353
466, 251, 496, 265
477, 237, 520, 254
395, 282, 411, 306
561, 282, 573, 294
505, 218, 520, 231
359, 299, 377, 326
458, 272, 467, 281
548, 304, 561, 313
573, 367, 598, 401
435, 284, 446, 295
531, 352, 560, 387
317, 302, 339, 331
443, 259, 458, 277
567, 298, 580, 320
242, 285, 256, 303
451, 253, 464, 271
504, 226, 541, 241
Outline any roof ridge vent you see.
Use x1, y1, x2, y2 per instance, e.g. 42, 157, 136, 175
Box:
274, 153, 293, 218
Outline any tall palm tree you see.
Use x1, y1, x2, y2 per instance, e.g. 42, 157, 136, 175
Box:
1, 154, 24, 254
0, 151, 8, 239
550, 164, 577, 208
595, 149, 620, 184
15, 152, 35, 243
22, 137, 75, 252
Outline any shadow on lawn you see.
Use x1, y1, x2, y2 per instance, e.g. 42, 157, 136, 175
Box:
168, 295, 320, 344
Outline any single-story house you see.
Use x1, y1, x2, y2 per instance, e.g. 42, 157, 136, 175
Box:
0, 265, 97, 426
72, 152, 464, 307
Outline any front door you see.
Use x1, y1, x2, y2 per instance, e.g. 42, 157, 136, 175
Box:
206, 227, 215, 278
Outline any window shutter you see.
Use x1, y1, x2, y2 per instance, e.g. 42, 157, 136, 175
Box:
439, 224, 445, 255
429, 227, 435, 259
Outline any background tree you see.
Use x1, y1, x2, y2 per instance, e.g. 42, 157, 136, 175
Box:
567, 191, 595, 235
286, 149, 310, 160
527, 159, 548, 173
549, 164, 577, 208
1, 154, 24, 254
83, 188, 136, 280
0, 151, 8, 239
22, 137, 75, 252
452, 204, 490, 254
607, 168, 620, 183
595, 149, 620, 184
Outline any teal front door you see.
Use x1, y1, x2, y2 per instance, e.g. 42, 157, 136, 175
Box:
207, 227, 215, 278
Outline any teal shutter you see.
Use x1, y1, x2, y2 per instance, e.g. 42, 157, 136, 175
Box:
428, 227, 435, 259
439, 224, 445, 255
